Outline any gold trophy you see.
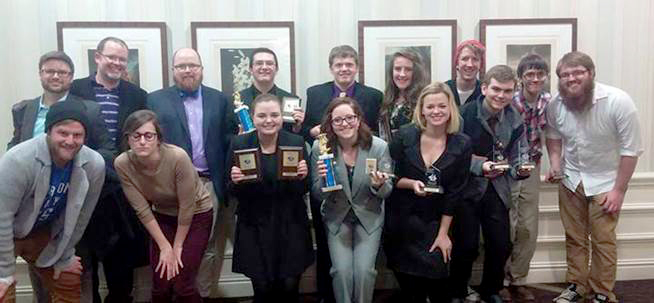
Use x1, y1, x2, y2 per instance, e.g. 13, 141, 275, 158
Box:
318, 134, 343, 192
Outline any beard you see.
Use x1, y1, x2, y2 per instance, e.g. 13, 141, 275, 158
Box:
559, 78, 594, 112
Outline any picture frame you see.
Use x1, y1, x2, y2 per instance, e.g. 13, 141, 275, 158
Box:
278, 146, 303, 180
358, 20, 457, 91
57, 21, 169, 92
234, 148, 262, 183
479, 18, 577, 95
191, 21, 296, 98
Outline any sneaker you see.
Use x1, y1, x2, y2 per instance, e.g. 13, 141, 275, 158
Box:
591, 294, 609, 303
552, 284, 582, 303
498, 287, 512, 302
466, 286, 481, 302
513, 285, 535, 301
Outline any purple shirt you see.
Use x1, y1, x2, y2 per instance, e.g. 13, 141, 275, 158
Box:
332, 82, 356, 99
181, 86, 209, 173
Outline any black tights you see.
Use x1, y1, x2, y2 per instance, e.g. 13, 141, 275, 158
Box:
251, 276, 300, 303
394, 271, 450, 303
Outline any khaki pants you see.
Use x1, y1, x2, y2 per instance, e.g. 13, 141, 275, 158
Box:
559, 183, 619, 302
2, 227, 81, 303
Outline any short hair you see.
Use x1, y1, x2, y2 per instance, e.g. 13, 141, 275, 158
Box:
482, 65, 516, 86
556, 51, 595, 78
320, 97, 372, 152
516, 53, 550, 78
412, 82, 461, 134
96, 37, 128, 53
250, 93, 282, 114
39, 51, 75, 74
453, 40, 486, 74
121, 110, 163, 152
380, 49, 429, 119
249, 47, 278, 69
328, 45, 358, 67
172, 48, 203, 66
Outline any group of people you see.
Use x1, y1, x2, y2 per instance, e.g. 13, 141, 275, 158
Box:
0, 33, 641, 303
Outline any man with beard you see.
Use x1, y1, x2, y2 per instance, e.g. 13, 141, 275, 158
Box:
546, 52, 642, 303
70, 37, 148, 303
446, 40, 485, 107
0, 101, 105, 303
148, 48, 236, 300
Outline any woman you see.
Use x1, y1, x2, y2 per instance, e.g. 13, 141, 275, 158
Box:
383, 82, 472, 302
228, 94, 313, 302
310, 97, 394, 303
114, 109, 213, 303
379, 49, 429, 141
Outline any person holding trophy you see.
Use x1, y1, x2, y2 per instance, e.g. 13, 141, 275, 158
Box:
310, 97, 393, 303
383, 82, 472, 303
227, 94, 313, 303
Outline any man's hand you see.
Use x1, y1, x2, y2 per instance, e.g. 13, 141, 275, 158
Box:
599, 188, 625, 214
231, 166, 244, 184
53, 255, 82, 280
429, 233, 452, 263
297, 160, 308, 179
482, 161, 504, 179
292, 108, 305, 127
310, 125, 321, 138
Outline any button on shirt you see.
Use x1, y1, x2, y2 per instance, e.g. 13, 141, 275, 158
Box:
180, 86, 209, 173
545, 82, 643, 196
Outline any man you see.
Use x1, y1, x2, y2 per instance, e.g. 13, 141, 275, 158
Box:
451, 65, 530, 303
546, 52, 642, 303
500, 53, 552, 302
148, 48, 236, 299
446, 40, 485, 107
0, 101, 105, 303
70, 37, 148, 303
235, 47, 304, 134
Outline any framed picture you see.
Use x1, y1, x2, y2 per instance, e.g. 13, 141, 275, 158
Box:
57, 21, 169, 92
358, 20, 457, 91
480, 18, 577, 94
191, 21, 296, 97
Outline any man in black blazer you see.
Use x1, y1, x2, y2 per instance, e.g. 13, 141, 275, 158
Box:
69, 37, 148, 303
147, 48, 237, 299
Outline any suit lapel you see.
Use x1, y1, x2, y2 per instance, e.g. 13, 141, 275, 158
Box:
21, 98, 40, 141
333, 147, 352, 201
201, 86, 212, 145
351, 146, 369, 199
171, 88, 191, 138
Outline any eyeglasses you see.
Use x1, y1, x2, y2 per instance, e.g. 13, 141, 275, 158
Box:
128, 132, 157, 142
98, 53, 128, 64
253, 60, 276, 68
522, 71, 548, 81
40, 69, 71, 77
173, 64, 202, 72
559, 69, 588, 81
331, 115, 358, 126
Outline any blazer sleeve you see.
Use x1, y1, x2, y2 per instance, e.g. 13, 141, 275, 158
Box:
0, 152, 30, 279
7, 102, 26, 150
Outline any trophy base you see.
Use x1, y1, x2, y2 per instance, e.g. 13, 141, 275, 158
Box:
490, 163, 511, 171
424, 186, 444, 194
241, 174, 258, 181
519, 163, 536, 170
321, 185, 343, 192
282, 172, 298, 177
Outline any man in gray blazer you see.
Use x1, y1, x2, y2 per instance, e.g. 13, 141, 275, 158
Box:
0, 101, 105, 302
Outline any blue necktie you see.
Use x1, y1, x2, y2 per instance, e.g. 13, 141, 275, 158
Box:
179, 89, 199, 99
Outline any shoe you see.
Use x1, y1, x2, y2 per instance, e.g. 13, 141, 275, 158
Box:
466, 286, 481, 302
591, 294, 609, 303
482, 294, 503, 303
513, 285, 535, 301
552, 284, 582, 303
498, 287, 512, 302
451, 298, 465, 303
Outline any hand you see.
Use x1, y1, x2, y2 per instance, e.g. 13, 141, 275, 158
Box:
292, 108, 305, 127
412, 180, 427, 196
53, 255, 82, 280
429, 233, 452, 263
155, 245, 180, 281
237, 124, 244, 135
545, 166, 563, 183
517, 167, 532, 177
482, 161, 504, 179
173, 246, 184, 270
316, 159, 327, 178
231, 166, 244, 184
599, 188, 625, 214
297, 160, 308, 179
310, 125, 321, 138
0, 277, 14, 300
369, 171, 389, 189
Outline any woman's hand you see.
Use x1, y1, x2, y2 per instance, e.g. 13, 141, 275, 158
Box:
231, 166, 244, 184
173, 245, 184, 270
429, 233, 452, 263
316, 159, 327, 178
412, 180, 427, 196
297, 160, 308, 179
156, 244, 180, 280
369, 171, 389, 189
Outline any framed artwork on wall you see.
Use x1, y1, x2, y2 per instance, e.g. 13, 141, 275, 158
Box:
57, 21, 169, 91
191, 21, 296, 97
358, 20, 457, 91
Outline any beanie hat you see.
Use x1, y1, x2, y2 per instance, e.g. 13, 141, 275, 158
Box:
44, 101, 90, 135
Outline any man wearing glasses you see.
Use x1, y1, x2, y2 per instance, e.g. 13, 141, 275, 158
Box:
546, 52, 642, 303
148, 48, 237, 300
70, 37, 148, 303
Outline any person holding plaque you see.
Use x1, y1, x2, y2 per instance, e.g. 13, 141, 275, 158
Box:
383, 82, 471, 303
310, 97, 393, 303
114, 110, 214, 302
227, 94, 313, 303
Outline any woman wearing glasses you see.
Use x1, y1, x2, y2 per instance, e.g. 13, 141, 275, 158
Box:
115, 109, 213, 303
310, 97, 394, 303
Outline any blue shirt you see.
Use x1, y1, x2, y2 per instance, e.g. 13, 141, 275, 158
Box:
91, 75, 121, 142
34, 162, 73, 228
32, 94, 68, 137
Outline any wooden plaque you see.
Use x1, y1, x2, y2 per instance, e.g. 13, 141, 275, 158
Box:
234, 148, 261, 183
278, 146, 303, 180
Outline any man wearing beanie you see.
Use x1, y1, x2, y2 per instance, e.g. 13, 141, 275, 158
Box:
0, 101, 105, 302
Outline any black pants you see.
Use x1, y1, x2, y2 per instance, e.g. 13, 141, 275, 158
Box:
309, 195, 335, 303
91, 235, 137, 303
449, 185, 511, 299
251, 275, 300, 303
394, 271, 450, 303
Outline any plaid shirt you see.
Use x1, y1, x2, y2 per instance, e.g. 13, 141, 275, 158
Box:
512, 88, 551, 164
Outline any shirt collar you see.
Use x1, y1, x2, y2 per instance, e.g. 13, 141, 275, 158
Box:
39, 93, 69, 109
332, 81, 356, 98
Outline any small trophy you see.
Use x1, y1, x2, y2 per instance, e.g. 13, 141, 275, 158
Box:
278, 146, 304, 180
518, 141, 536, 171
317, 134, 343, 192
233, 91, 255, 133
490, 139, 510, 171
424, 165, 444, 194
282, 96, 302, 123
234, 148, 261, 183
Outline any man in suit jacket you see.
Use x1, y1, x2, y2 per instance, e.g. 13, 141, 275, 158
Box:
148, 48, 237, 299
69, 37, 148, 303
0, 101, 105, 302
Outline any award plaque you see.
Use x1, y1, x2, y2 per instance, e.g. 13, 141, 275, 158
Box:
233, 91, 255, 133
490, 139, 510, 171
317, 134, 343, 192
282, 96, 302, 123
365, 158, 377, 174
234, 148, 261, 182
278, 146, 303, 180
424, 165, 444, 194
518, 141, 536, 171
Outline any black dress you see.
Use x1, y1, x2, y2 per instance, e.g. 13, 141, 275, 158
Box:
227, 130, 314, 281
383, 124, 472, 279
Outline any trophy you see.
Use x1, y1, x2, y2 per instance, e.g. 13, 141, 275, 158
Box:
490, 139, 510, 171
317, 134, 343, 192
278, 146, 304, 180
233, 91, 255, 133
424, 165, 444, 194
234, 148, 261, 183
518, 141, 536, 171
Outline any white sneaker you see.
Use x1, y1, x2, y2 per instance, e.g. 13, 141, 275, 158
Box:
553, 284, 582, 303
466, 286, 481, 302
